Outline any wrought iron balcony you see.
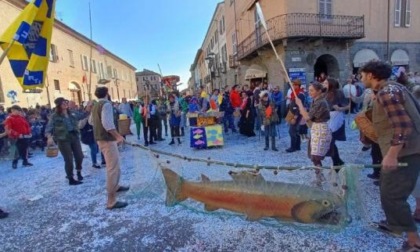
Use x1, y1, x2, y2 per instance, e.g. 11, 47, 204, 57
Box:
237, 13, 364, 60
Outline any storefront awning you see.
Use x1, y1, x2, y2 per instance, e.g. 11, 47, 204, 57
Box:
69, 82, 80, 91
245, 64, 268, 80
353, 49, 379, 68
391, 49, 409, 66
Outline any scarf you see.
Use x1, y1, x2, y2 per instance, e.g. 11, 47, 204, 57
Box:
290, 88, 303, 101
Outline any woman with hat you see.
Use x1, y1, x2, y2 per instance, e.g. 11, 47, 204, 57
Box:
45, 98, 91, 185
4, 105, 33, 169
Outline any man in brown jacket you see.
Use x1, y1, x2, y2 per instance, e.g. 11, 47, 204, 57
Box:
361, 61, 420, 251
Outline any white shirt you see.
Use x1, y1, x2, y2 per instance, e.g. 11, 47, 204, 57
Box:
286, 88, 292, 106
89, 99, 116, 131
118, 102, 133, 117
342, 84, 357, 98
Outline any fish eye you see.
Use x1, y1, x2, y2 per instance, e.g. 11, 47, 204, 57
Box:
322, 200, 330, 207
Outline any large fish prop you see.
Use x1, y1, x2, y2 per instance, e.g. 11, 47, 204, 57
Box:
162, 168, 344, 225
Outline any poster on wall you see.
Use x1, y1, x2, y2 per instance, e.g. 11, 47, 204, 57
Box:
288, 68, 307, 86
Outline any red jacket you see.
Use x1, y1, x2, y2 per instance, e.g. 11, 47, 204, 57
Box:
230, 90, 242, 108
4, 114, 31, 139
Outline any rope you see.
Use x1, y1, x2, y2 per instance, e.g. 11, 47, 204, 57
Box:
125, 141, 406, 171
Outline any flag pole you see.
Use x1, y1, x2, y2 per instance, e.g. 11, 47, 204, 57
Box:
45, 75, 52, 107
88, 0, 93, 101
157, 64, 164, 98
0, 40, 16, 66
255, 2, 297, 98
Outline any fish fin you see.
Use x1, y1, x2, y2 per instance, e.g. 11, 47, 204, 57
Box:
229, 171, 265, 184
291, 201, 318, 223
201, 174, 210, 182
204, 204, 219, 212
245, 213, 263, 221
161, 168, 187, 206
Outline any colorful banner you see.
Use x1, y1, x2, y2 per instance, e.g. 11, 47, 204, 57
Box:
0, 0, 56, 91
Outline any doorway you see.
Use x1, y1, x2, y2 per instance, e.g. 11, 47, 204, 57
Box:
69, 82, 82, 105
314, 54, 340, 81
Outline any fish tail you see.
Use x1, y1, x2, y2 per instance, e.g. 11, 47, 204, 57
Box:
161, 168, 187, 206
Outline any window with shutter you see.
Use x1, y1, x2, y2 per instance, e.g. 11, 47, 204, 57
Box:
395, 0, 411, 27
91, 59, 97, 73
68, 50, 74, 67
81, 55, 88, 71
113, 68, 118, 79
107, 66, 113, 78
232, 33, 237, 55
319, 0, 332, 20
54, 79, 60, 91
395, 0, 402, 27
319, 0, 332, 21
49, 44, 58, 62
405, 0, 411, 27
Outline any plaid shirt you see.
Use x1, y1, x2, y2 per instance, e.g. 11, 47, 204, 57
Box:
376, 83, 414, 146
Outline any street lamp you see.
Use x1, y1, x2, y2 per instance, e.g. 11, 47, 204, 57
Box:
205, 52, 215, 91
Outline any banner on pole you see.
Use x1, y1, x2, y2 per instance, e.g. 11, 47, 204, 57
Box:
0, 0, 56, 91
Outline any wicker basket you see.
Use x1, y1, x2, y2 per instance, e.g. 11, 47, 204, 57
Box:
354, 110, 378, 143
118, 118, 131, 136
46, 146, 59, 158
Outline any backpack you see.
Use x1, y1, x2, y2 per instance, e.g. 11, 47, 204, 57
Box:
80, 123, 95, 145
356, 85, 363, 97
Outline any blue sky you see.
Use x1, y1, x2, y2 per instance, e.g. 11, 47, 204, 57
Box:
55, 0, 221, 90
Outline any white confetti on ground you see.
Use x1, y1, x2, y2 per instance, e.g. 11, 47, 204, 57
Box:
0, 118, 414, 251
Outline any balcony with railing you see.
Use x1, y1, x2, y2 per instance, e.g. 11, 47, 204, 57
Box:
237, 13, 364, 60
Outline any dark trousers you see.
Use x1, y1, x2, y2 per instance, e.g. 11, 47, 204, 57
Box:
57, 133, 84, 179
276, 105, 282, 124
88, 142, 104, 165
350, 101, 359, 113
170, 126, 180, 138
149, 120, 157, 142
222, 113, 235, 132
371, 143, 382, 175
143, 123, 149, 144
14, 138, 29, 164
288, 123, 301, 150
330, 140, 344, 166
380, 154, 420, 233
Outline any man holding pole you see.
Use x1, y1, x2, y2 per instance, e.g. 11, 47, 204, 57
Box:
360, 61, 420, 251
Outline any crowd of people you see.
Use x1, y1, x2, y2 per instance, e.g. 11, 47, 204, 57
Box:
1, 61, 420, 251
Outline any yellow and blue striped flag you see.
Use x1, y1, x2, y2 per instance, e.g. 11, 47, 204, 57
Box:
0, 0, 56, 91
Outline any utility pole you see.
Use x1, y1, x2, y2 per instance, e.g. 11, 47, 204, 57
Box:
386, 0, 391, 62
88, 0, 93, 100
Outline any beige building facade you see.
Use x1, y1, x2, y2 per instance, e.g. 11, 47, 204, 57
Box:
214, 0, 419, 92
195, 2, 228, 93
0, 0, 137, 107
135, 69, 161, 99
